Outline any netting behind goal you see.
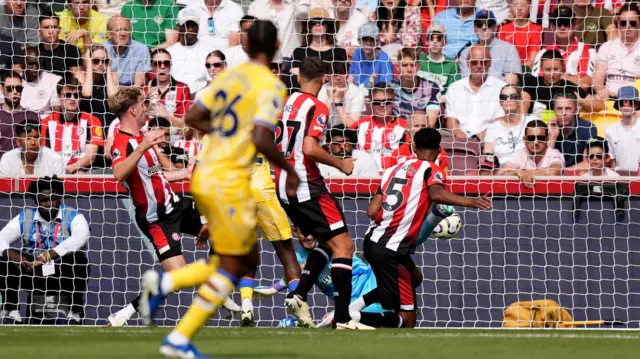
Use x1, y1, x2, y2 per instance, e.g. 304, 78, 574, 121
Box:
1, 178, 639, 328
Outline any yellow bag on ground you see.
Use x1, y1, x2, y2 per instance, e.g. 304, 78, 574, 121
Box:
503, 299, 574, 328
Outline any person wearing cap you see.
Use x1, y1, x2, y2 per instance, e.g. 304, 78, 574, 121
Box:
605, 86, 640, 172
418, 24, 460, 97
120, 0, 180, 50
186, 0, 244, 50
458, 9, 521, 84
58, 0, 108, 53
167, 7, 221, 94
433, 0, 477, 59
497, 0, 542, 69
102, 16, 151, 87
582, 137, 619, 177
531, 6, 595, 90
349, 22, 394, 87
594, 3, 640, 99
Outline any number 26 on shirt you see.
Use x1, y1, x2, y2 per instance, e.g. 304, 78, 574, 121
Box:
210, 90, 240, 137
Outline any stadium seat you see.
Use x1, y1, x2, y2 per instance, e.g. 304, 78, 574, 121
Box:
440, 137, 481, 176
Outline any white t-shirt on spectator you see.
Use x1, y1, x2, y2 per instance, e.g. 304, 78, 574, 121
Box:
248, 0, 309, 60
21, 72, 62, 117
319, 149, 380, 178
484, 115, 536, 166
445, 76, 506, 137
476, 0, 510, 23
95, 0, 128, 18
0, 146, 66, 177
168, 38, 221, 94
605, 119, 640, 171
223, 45, 249, 69
332, 7, 370, 48
317, 82, 366, 127
189, 0, 244, 51
595, 37, 640, 98
583, 168, 620, 177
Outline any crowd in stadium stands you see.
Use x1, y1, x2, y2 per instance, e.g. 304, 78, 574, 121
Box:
0, 0, 639, 183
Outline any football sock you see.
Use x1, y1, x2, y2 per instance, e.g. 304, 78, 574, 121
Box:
359, 312, 402, 328
172, 269, 237, 342
288, 279, 299, 292
290, 247, 331, 301
166, 258, 217, 294
239, 277, 255, 312
331, 257, 353, 324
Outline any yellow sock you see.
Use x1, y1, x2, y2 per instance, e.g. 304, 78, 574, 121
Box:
167, 257, 218, 292
174, 270, 235, 340
239, 277, 254, 308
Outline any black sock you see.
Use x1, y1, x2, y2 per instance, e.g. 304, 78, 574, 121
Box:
331, 257, 353, 324
131, 295, 141, 311
289, 247, 331, 301
360, 312, 402, 328
362, 288, 380, 307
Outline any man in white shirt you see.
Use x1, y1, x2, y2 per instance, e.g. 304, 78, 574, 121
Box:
167, 7, 221, 94
223, 15, 253, 68
0, 120, 65, 177
605, 86, 640, 171
582, 137, 619, 177
446, 45, 506, 139
317, 61, 366, 127
187, 0, 244, 50
19, 47, 62, 116
319, 125, 380, 177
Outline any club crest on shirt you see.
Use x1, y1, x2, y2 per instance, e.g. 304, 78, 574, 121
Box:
77, 126, 85, 136
154, 16, 164, 25
387, 133, 397, 141
172, 232, 180, 241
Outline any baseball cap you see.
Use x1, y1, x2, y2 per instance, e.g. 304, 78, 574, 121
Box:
178, 7, 200, 26
359, 23, 379, 40
308, 7, 331, 20
475, 9, 496, 21
427, 24, 446, 38
614, 86, 639, 110
552, 6, 573, 27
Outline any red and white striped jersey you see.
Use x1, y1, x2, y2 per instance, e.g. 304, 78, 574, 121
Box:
532, 39, 596, 77
275, 91, 330, 205
365, 159, 446, 254
111, 130, 180, 223
107, 118, 149, 139
173, 138, 201, 159
349, 116, 410, 170
41, 112, 104, 165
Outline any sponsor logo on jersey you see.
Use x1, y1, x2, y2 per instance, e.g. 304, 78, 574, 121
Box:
95, 126, 103, 137
316, 114, 327, 126
154, 16, 164, 25
112, 148, 121, 161
434, 171, 444, 183
387, 133, 397, 141
76, 126, 85, 136
147, 164, 162, 176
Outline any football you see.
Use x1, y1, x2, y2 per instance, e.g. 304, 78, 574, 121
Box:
433, 213, 462, 239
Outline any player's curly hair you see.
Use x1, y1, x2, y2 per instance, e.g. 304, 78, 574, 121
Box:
108, 87, 143, 117
28, 175, 64, 202
413, 128, 441, 150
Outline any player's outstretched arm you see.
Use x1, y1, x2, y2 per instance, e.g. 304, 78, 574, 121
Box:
113, 129, 165, 182
428, 185, 492, 210
302, 137, 356, 175
253, 125, 300, 196
184, 102, 212, 134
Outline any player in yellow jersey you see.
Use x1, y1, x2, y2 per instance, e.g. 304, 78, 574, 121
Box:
139, 20, 300, 359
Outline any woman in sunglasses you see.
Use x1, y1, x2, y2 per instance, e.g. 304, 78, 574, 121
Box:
80, 44, 119, 130
483, 85, 536, 166
205, 50, 226, 82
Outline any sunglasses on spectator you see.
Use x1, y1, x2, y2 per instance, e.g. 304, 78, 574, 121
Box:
206, 62, 224, 69
63, 92, 80, 99
92, 58, 109, 65
499, 93, 520, 101
619, 20, 638, 28
4, 85, 23, 93
474, 20, 496, 28
371, 99, 394, 106
589, 153, 605, 160
308, 19, 326, 27
429, 34, 444, 42
526, 135, 547, 142
152, 60, 171, 68
470, 60, 490, 66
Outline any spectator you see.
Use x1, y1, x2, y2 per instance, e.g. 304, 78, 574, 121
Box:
594, 3, 640, 99
382, 117, 450, 170
247, 0, 308, 62
582, 137, 618, 177
147, 116, 189, 169
95, 0, 128, 18
391, 47, 441, 128
38, 15, 83, 80
571, 0, 615, 49
173, 126, 205, 162
58, 0, 108, 53
483, 85, 536, 166
318, 61, 366, 127
80, 45, 119, 129
349, 83, 409, 170
605, 86, 640, 172
477, 0, 510, 24
203, 50, 226, 89
19, 47, 62, 116
497, 0, 542, 69
0, 71, 40, 159
531, 7, 596, 90
548, 91, 598, 168
223, 16, 254, 69
167, 7, 220, 95
332, 0, 370, 57
349, 23, 394, 87
0, 0, 39, 46
120, 0, 179, 50
497, 120, 564, 188
320, 124, 380, 177
0, 120, 66, 177
445, 45, 506, 139
0, 176, 90, 324
459, 9, 521, 84
41, 78, 104, 174
103, 16, 150, 88
188, 0, 244, 50
0, 35, 20, 76
145, 49, 194, 129
521, 50, 603, 116
418, 24, 460, 98
375, 0, 421, 56
434, 0, 477, 59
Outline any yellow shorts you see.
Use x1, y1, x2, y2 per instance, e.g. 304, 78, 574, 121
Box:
257, 197, 292, 242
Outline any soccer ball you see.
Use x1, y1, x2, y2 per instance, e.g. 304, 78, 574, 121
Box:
433, 213, 462, 239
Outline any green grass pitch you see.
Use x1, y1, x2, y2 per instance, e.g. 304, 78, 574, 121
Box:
2, 327, 640, 359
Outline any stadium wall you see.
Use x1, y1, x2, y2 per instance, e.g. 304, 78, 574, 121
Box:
0, 177, 639, 328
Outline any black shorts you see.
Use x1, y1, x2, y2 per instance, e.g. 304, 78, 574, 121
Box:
363, 239, 416, 312
136, 197, 202, 262
280, 193, 348, 241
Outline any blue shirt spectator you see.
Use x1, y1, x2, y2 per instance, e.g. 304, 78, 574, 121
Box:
434, 3, 477, 59
103, 16, 151, 87
550, 92, 598, 167
350, 23, 394, 87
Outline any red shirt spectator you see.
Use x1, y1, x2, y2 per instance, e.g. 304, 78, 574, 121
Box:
144, 76, 193, 120
532, 39, 596, 77
350, 116, 410, 170
41, 112, 104, 169
498, 21, 542, 66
